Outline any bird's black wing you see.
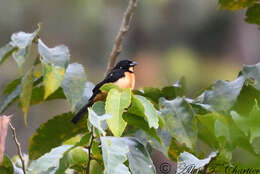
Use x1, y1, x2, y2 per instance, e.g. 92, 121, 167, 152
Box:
71, 69, 125, 123
90, 69, 125, 99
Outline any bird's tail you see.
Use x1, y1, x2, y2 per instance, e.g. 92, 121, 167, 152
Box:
71, 100, 93, 124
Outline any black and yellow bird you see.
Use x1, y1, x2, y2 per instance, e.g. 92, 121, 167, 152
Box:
71, 60, 137, 123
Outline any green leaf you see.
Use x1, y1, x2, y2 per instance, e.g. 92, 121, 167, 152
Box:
218, 0, 259, 10
101, 137, 156, 174
231, 102, 260, 143
241, 62, 260, 91
30, 86, 66, 105
168, 138, 193, 162
29, 145, 72, 174
88, 108, 112, 136
232, 84, 260, 116
195, 76, 245, 112
0, 43, 16, 65
20, 69, 33, 125
0, 76, 42, 114
246, 4, 260, 26
198, 112, 256, 155
105, 88, 131, 137
56, 132, 91, 173
62, 63, 87, 112
141, 87, 162, 103
29, 112, 88, 160
125, 137, 156, 174
2, 78, 21, 95
137, 78, 186, 104
91, 140, 103, 161
128, 95, 159, 129
55, 147, 88, 174
161, 77, 186, 99
159, 97, 197, 149
90, 160, 103, 174
38, 39, 69, 99
0, 84, 21, 114
123, 112, 161, 142
197, 113, 220, 148
177, 151, 217, 174
0, 156, 14, 174
100, 83, 120, 92
101, 137, 130, 174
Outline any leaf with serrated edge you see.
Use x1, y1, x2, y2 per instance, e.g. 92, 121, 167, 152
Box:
195, 76, 245, 112
29, 112, 88, 160
159, 97, 197, 149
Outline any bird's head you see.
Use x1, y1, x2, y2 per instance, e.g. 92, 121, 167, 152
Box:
114, 60, 137, 73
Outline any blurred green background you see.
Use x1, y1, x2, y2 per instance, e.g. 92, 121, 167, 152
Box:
1, 0, 260, 166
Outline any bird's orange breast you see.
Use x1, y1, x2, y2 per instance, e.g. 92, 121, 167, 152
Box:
113, 72, 135, 89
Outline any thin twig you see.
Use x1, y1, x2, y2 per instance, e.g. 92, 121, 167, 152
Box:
9, 122, 27, 174
105, 0, 138, 76
86, 126, 94, 174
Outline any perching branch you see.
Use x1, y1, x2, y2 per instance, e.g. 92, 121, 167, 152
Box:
105, 0, 138, 76
9, 122, 27, 174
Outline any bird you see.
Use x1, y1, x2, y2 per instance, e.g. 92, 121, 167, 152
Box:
71, 59, 137, 123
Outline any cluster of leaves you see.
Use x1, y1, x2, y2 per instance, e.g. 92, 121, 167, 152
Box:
218, 0, 260, 26
1, 25, 260, 173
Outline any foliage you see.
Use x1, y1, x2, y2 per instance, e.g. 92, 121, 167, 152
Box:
1, 1, 260, 173
218, 0, 260, 27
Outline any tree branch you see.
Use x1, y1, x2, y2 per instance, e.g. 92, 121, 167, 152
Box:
105, 0, 138, 76
9, 122, 27, 174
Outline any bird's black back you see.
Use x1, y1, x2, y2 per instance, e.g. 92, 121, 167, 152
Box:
90, 68, 126, 100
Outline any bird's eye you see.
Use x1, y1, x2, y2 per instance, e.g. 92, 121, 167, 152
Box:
120, 67, 122, 69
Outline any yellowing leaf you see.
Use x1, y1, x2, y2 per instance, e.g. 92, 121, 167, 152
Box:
20, 68, 33, 125
105, 88, 131, 137
38, 39, 69, 99
218, 0, 259, 10
42, 63, 65, 99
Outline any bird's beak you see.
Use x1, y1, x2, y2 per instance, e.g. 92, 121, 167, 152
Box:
130, 61, 137, 67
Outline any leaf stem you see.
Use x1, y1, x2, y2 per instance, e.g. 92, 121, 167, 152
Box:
86, 126, 94, 174
9, 122, 27, 174
104, 0, 138, 76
